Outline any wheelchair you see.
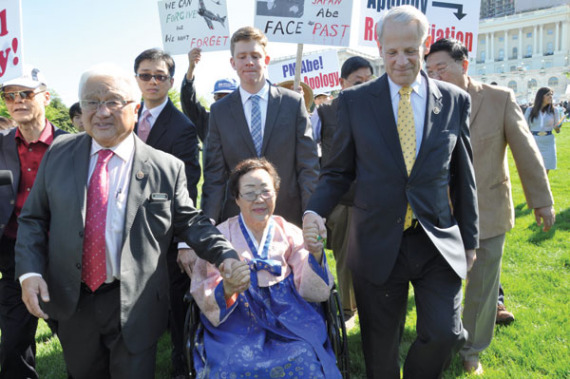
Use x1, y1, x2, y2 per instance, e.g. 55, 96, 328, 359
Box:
183, 284, 350, 378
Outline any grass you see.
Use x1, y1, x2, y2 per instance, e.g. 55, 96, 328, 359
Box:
7, 128, 570, 378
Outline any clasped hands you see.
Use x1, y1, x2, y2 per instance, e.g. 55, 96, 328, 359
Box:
220, 258, 251, 300
302, 212, 327, 263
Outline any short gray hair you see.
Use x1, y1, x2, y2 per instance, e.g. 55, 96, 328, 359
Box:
376, 5, 429, 45
78, 63, 142, 102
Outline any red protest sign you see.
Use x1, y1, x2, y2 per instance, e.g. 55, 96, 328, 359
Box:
0, 0, 23, 82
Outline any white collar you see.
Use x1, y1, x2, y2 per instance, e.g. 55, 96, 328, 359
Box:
387, 73, 425, 100
90, 133, 135, 163
141, 97, 169, 120
239, 81, 270, 105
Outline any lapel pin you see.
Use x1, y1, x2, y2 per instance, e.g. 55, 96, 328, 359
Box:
433, 106, 441, 114
136, 171, 145, 180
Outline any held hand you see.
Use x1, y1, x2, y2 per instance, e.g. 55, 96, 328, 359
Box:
177, 248, 194, 277
220, 259, 250, 297
186, 48, 202, 80
466, 249, 477, 272
21, 276, 50, 320
303, 213, 327, 253
534, 206, 556, 232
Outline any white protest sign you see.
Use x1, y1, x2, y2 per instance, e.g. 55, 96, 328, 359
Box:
357, 1, 481, 55
158, 0, 230, 54
0, 0, 23, 82
254, 0, 353, 47
268, 49, 341, 93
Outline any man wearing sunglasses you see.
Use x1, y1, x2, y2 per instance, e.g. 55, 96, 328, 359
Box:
133, 48, 201, 379
0, 66, 66, 378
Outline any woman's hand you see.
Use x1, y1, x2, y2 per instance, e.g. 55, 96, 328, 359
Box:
220, 259, 251, 299
303, 224, 324, 263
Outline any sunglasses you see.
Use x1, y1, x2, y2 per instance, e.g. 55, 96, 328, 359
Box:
135, 73, 171, 82
1, 90, 45, 102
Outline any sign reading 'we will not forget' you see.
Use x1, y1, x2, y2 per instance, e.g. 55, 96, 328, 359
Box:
0, 0, 23, 82
158, 0, 230, 54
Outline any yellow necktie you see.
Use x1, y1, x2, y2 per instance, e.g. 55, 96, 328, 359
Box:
397, 86, 416, 230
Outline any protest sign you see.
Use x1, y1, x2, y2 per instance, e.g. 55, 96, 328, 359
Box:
268, 49, 341, 93
254, 0, 353, 47
0, 0, 23, 82
158, 0, 230, 54
357, 1, 481, 55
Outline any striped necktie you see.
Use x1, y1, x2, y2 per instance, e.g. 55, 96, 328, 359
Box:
250, 95, 263, 156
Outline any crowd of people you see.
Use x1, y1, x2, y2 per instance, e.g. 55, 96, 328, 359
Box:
0, 4, 560, 379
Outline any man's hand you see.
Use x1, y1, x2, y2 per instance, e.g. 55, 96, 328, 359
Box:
303, 223, 324, 263
21, 276, 50, 320
303, 212, 327, 253
177, 248, 195, 277
534, 206, 555, 232
186, 48, 202, 81
220, 258, 250, 298
466, 249, 477, 272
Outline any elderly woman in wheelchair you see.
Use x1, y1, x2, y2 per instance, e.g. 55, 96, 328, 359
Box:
185, 158, 342, 378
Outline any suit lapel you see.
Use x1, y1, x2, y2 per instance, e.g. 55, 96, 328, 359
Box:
262, 85, 280, 155
146, 100, 172, 145
370, 76, 408, 176
72, 134, 91, 223
467, 78, 483, 126
122, 136, 150, 245
229, 91, 258, 156
1, 129, 20, 196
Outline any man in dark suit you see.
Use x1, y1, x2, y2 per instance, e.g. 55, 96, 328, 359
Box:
133, 48, 201, 379
0, 66, 66, 379
303, 6, 479, 378
14, 64, 248, 379
201, 26, 319, 227
181, 47, 237, 144
317, 56, 374, 322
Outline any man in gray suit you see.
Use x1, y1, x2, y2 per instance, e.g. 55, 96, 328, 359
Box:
15, 64, 248, 379
303, 6, 478, 378
201, 26, 319, 227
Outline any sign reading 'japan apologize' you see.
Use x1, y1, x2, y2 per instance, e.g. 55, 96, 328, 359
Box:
254, 0, 353, 47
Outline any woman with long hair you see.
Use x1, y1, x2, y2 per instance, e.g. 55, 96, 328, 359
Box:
525, 87, 563, 174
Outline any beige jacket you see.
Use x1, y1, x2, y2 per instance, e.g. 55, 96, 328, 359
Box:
468, 78, 553, 239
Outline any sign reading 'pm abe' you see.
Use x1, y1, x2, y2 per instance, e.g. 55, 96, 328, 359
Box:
158, 0, 230, 54
268, 50, 341, 93
358, 0, 481, 55
254, 0, 353, 47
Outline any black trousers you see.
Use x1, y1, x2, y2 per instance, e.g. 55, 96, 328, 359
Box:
0, 235, 39, 379
166, 242, 190, 375
352, 226, 466, 379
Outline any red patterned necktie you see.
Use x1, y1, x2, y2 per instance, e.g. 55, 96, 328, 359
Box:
138, 110, 151, 143
82, 149, 114, 291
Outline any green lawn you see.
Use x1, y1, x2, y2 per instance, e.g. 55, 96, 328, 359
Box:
16, 128, 570, 378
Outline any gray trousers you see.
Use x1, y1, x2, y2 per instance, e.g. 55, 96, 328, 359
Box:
326, 204, 357, 314
460, 234, 506, 361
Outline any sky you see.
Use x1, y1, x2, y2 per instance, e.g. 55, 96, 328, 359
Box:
19, 0, 376, 107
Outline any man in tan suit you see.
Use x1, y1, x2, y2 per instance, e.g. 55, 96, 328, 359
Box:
426, 39, 555, 375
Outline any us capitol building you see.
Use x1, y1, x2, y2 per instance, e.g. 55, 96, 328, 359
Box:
470, 0, 570, 104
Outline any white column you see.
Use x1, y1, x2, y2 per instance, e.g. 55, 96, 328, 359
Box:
534, 25, 538, 55
486, 33, 491, 62
555, 22, 560, 52
519, 28, 523, 59
562, 23, 568, 56
505, 30, 509, 60
490, 32, 495, 61
539, 25, 543, 55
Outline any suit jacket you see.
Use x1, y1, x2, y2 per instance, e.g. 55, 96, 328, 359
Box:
307, 72, 479, 285
14, 133, 239, 354
136, 99, 200, 203
317, 97, 354, 206
0, 123, 66, 239
467, 78, 553, 239
202, 84, 319, 226
180, 76, 210, 143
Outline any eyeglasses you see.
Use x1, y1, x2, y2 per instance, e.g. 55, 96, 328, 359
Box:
79, 99, 134, 112
427, 61, 461, 78
135, 73, 171, 82
239, 189, 274, 201
1, 90, 45, 103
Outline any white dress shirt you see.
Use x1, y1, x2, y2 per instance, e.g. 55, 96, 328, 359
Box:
239, 81, 270, 139
387, 74, 427, 156
139, 97, 169, 131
